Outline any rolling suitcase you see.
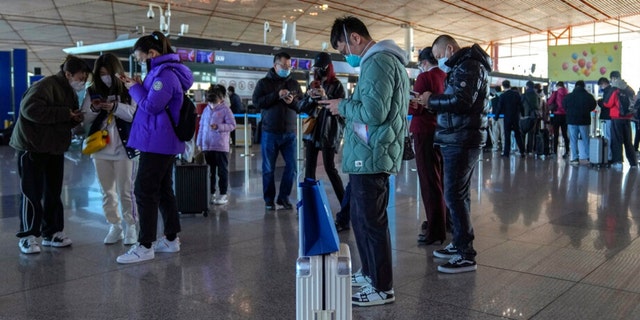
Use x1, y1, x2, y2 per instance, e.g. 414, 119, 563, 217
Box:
174, 163, 209, 216
296, 244, 352, 320
296, 179, 352, 320
535, 128, 550, 159
589, 136, 608, 168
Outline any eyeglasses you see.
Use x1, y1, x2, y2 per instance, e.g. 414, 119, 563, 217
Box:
276, 63, 292, 70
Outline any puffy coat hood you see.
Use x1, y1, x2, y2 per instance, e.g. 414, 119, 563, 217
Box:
362, 40, 408, 66
445, 44, 492, 72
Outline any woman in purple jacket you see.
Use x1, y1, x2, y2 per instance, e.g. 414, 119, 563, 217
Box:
116, 31, 194, 264
197, 84, 236, 205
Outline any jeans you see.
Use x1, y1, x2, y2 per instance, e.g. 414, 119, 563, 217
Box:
350, 173, 392, 291
261, 131, 297, 203
135, 152, 181, 245
568, 125, 589, 160
16, 152, 65, 239
441, 146, 480, 260
610, 119, 637, 165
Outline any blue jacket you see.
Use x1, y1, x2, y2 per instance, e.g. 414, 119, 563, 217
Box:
128, 53, 194, 155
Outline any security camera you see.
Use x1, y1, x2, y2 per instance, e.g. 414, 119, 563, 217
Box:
267, 27, 272, 33
147, 6, 155, 19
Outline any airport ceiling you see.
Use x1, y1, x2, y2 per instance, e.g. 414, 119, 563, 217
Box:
2, 0, 640, 75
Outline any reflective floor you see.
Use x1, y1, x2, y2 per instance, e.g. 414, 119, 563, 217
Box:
1, 141, 640, 320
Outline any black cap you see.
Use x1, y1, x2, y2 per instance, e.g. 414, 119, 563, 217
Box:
314, 52, 332, 68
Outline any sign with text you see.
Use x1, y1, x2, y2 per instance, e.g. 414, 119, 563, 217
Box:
215, 69, 266, 98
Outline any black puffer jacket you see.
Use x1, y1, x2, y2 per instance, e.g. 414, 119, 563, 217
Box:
428, 44, 491, 148
298, 78, 346, 150
563, 86, 596, 125
252, 68, 302, 134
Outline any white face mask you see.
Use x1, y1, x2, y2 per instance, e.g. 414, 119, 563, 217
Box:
70, 80, 86, 92
101, 75, 112, 88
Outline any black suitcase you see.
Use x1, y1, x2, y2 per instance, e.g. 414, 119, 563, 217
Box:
174, 163, 209, 216
535, 128, 550, 158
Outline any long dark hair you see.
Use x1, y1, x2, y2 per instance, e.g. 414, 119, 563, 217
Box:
90, 53, 131, 104
133, 31, 174, 55
313, 63, 337, 84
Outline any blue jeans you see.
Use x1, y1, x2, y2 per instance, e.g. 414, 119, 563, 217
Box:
568, 125, 589, 160
261, 131, 297, 203
441, 146, 480, 260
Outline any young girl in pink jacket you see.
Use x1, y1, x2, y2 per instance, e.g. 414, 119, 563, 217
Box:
197, 84, 236, 204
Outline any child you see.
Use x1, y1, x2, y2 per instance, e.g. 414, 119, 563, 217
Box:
197, 84, 236, 205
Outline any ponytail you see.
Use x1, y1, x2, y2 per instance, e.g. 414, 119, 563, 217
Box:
133, 31, 174, 55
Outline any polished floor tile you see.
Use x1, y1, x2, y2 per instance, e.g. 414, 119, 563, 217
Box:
2, 144, 640, 319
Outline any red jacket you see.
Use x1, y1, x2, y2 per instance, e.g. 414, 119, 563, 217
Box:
604, 88, 633, 119
548, 87, 568, 115
409, 67, 446, 134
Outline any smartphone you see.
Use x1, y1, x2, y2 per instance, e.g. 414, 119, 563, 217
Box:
410, 90, 419, 97
106, 95, 117, 102
90, 94, 104, 101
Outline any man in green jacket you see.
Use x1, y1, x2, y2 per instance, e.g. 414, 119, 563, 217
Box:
322, 16, 409, 307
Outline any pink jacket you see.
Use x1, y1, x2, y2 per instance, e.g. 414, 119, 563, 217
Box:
196, 102, 236, 152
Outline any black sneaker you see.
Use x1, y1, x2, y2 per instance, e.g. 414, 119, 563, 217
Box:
276, 199, 293, 210
433, 243, 458, 259
437, 255, 477, 273
265, 201, 276, 211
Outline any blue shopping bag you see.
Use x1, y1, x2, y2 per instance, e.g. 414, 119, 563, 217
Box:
298, 178, 340, 256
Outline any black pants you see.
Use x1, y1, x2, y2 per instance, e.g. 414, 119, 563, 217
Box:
16, 151, 64, 239
304, 141, 344, 203
203, 150, 229, 195
551, 114, 570, 155
135, 152, 181, 244
350, 173, 392, 291
610, 119, 637, 164
335, 182, 351, 225
503, 119, 524, 156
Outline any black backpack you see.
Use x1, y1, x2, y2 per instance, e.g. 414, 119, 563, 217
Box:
165, 93, 196, 141
618, 87, 636, 117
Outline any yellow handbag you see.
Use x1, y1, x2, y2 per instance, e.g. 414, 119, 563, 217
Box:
82, 113, 113, 155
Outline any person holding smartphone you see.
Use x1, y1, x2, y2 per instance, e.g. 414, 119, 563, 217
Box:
11, 55, 91, 254
81, 53, 139, 246
115, 31, 193, 264
252, 51, 302, 211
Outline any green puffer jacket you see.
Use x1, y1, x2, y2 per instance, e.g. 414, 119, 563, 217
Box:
10, 71, 80, 154
338, 40, 410, 174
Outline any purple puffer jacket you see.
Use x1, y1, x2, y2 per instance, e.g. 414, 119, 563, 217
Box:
197, 102, 236, 152
128, 53, 194, 155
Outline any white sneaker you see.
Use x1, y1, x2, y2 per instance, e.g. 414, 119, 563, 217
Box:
116, 244, 154, 264
104, 224, 123, 244
124, 224, 138, 245
42, 232, 72, 247
209, 195, 216, 205
153, 237, 180, 253
214, 194, 228, 205
19, 236, 41, 254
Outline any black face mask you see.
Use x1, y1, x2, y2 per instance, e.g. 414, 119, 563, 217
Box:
316, 69, 328, 78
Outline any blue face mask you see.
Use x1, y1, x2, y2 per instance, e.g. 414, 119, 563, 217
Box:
438, 57, 451, 73
342, 25, 372, 68
277, 69, 291, 78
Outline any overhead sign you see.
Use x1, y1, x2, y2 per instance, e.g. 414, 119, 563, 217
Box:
215, 69, 266, 98
548, 42, 622, 81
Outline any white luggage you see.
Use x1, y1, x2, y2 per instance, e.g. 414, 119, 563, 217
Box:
296, 243, 352, 320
